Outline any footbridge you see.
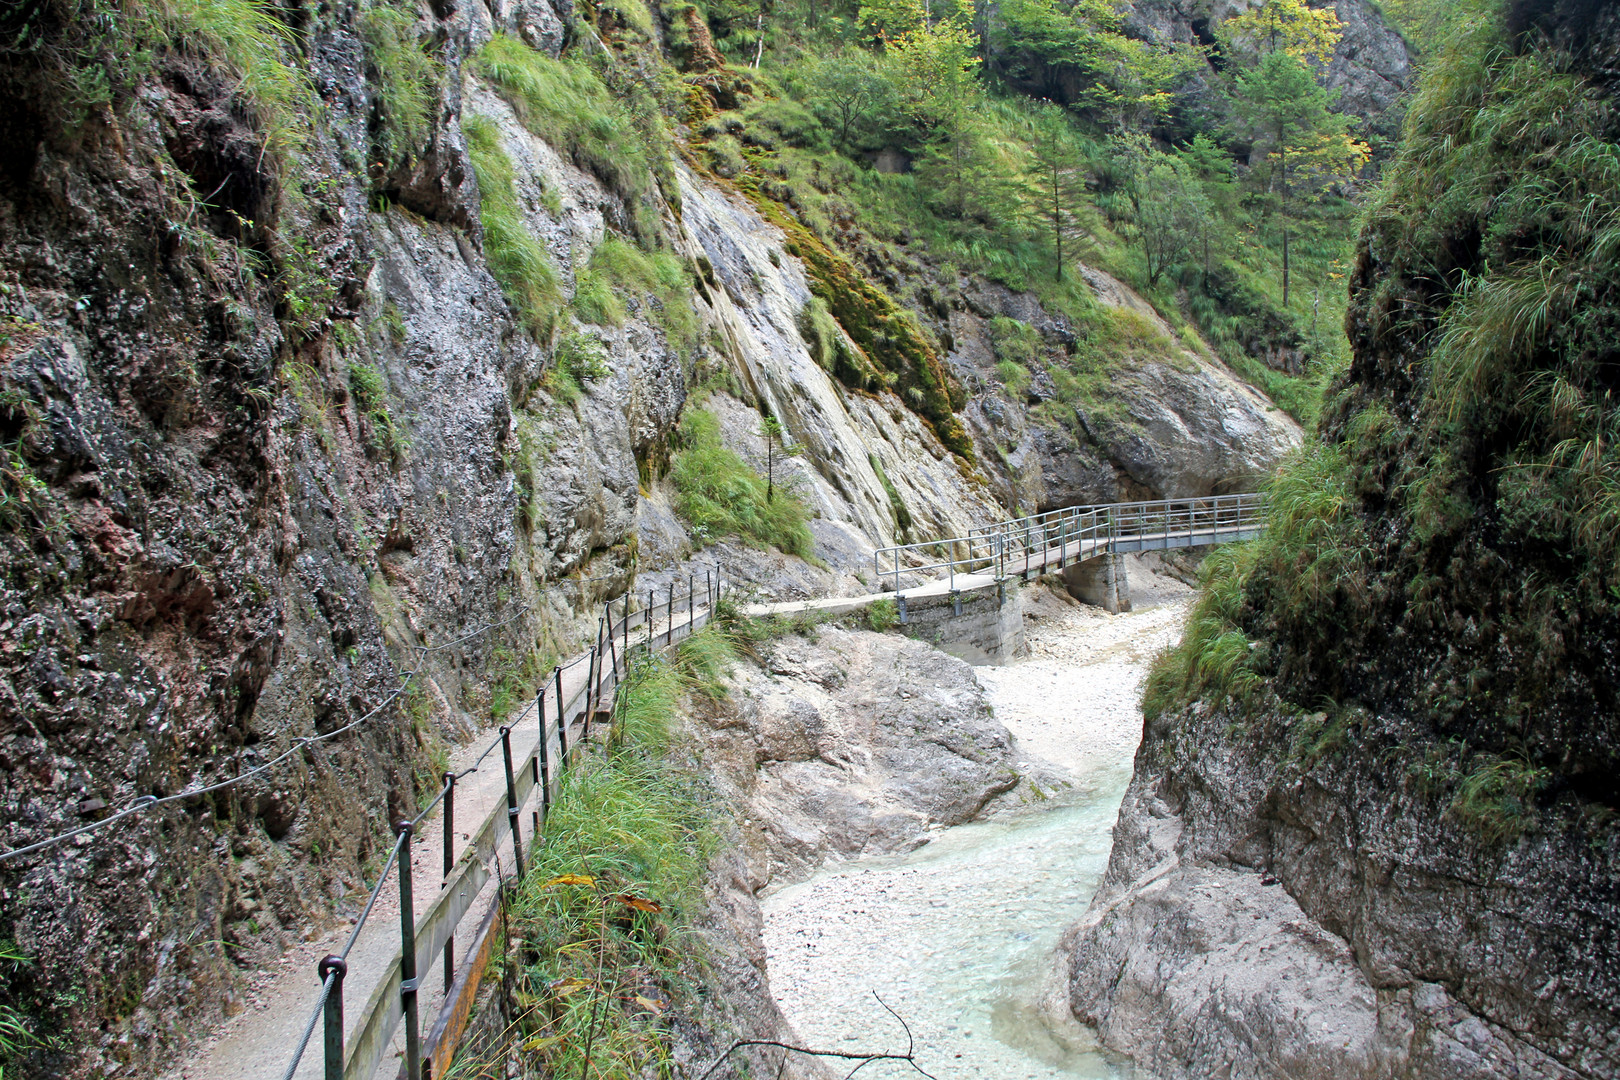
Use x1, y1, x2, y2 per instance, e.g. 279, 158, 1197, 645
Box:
755, 492, 1268, 664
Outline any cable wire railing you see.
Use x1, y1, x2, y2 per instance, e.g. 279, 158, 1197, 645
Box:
278, 565, 729, 1080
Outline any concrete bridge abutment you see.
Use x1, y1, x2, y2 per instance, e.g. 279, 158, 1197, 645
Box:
1062, 554, 1131, 614
898, 580, 1025, 665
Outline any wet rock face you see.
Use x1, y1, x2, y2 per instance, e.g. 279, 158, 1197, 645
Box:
696, 628, 1019, 886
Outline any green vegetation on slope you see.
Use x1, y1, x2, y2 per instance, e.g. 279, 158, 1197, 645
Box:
674, 0, 1368, 428
485, 630, 731, 1079
463, 112, 563, 339
1147, 8, 1620, 843
670, 408, 814, 557
477, 32, 676, 242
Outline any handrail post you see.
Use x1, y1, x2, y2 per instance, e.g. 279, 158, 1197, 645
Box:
318, 955, 346, 1080
441, 771, 455, 991
394, 821, 422, 1080
536, 687, 551, 818
554, 665, 568, 767
688, 574, 695, 634
606, 605, 619, 685
667, 582, 674, 643
583, 643, 598, 742
647, 589, 654, 652
500, 728, 524, 879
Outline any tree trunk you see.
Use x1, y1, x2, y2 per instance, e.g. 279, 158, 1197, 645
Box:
751, 9, 765, 69
1053, 162, 1062, 280
1282, 225, 1290, 307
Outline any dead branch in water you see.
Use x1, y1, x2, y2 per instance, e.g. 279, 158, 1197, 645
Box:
696, 993, 941, 1080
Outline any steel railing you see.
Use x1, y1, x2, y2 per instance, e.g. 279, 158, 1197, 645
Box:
282, 567, 730, 1080
874, 492, 1267, 594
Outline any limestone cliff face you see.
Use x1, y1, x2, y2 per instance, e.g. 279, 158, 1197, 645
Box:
0, 0, 1298, 1073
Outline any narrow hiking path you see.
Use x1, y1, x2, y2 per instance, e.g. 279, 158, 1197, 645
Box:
760, 578, 1193, 1080
162, 702, 536, 1080
162, 649, 602, 1080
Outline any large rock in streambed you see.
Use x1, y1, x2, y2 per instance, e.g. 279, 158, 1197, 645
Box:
696, 627, 1019, 886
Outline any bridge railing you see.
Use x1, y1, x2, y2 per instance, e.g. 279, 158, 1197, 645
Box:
874, 492, 1267, 594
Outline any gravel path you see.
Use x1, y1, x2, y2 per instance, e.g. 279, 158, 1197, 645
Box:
160, 697, 558, 1080
761, 578, 1191, 1080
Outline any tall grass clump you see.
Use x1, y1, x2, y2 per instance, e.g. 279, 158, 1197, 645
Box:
669, 409, 814, 558
132, 0, 314, 154
0, 941, 43, 1077
1142, 439, 1362, 721
1366, 33, 1620, 586
572, 237, 700, 357
495, 632, 732, 1079
463, 113, 562, 339
543, 332, 612, 405
358, 1, 441, 160
475, 34, 665, 241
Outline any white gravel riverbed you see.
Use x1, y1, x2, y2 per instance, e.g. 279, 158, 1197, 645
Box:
762, 575, 1191, 1079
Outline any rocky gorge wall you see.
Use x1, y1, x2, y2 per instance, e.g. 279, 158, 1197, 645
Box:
1065, 5, 1620, 1078
0, 0, 1298, 1074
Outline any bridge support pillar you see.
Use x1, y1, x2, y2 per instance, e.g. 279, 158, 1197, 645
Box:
1063, 554, 1131, 614
897, 580, 1025, 665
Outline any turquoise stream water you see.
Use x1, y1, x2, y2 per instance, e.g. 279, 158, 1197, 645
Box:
761, 767, 1135, 1080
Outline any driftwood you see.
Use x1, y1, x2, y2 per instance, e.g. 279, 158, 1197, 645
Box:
696, 994, 942, 1080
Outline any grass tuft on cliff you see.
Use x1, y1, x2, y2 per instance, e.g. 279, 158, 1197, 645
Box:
476, 34, 670, 243
463, 113, 562, 339
358, 1, 442, 161
670, 408, 814, 558
573, 237, 701, 358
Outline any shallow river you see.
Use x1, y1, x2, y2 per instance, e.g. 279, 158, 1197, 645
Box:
761, 590, 1191, 1080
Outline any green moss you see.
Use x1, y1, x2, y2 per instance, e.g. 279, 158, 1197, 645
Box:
867, 452, 913, 541
739, 180, 972, 458
348, 362, 409, 464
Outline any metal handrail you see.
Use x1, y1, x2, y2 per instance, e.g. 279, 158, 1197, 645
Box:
874, 492, 1267, 593
287, 566, 729, 1080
